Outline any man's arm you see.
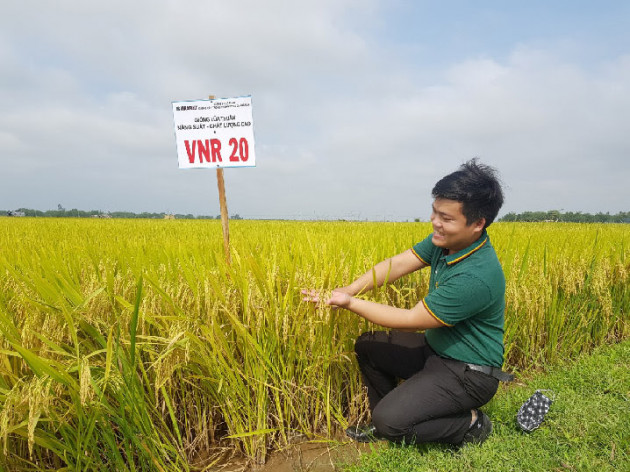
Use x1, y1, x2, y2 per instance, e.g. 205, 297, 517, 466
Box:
341, 249, 427, 296
325, 290, 446, 330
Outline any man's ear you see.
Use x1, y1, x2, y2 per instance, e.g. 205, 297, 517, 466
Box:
473, 218, 486, 233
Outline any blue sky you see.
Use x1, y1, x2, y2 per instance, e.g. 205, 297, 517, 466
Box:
381, 2, 628, 57
1, 1, 629, 220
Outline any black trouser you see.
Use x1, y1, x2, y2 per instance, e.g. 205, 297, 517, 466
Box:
355, 330, 499, 445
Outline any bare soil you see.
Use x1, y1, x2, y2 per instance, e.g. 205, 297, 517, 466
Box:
202, 438, 382, 472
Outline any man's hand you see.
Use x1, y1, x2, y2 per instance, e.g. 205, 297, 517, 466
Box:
325, 290, 352, 308
302, 286, 444, 330
301, 287, 354, 309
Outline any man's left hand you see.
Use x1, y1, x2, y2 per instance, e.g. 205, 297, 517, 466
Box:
301, 289, 352, 309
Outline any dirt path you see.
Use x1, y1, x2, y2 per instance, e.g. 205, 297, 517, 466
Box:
208, 439, 382, 472
254, 440, 379, 472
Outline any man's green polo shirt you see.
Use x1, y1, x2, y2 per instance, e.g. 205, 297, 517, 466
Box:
411, 230, 505, 367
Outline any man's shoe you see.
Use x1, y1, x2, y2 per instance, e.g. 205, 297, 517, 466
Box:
461, 410, 492, 446
345, 423, 381, 443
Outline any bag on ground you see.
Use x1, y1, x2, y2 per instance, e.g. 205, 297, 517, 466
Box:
516, 389, 554, 432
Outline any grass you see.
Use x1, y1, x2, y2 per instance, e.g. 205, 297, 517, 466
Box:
341, 339, 630, 472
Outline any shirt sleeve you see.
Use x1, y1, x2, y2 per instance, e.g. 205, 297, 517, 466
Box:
422, 273, 493, 326
411, 233, 434, 266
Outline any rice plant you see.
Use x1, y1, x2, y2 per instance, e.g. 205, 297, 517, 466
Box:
0, 218, 627, 469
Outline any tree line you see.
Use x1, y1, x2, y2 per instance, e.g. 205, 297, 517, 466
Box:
499, 210, 630, 223
3, 208, 243, 220
3, 207, 628, 223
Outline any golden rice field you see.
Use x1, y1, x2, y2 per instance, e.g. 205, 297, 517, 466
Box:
0, 218, 628, 470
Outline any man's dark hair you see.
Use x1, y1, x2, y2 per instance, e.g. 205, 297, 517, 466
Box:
432, 158, 504, 228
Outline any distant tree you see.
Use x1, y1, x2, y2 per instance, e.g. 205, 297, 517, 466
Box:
547, 210, 560, 221
499, 210, 629, 223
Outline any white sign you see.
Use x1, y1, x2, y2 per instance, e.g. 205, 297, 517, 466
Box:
172, 95, 255, 169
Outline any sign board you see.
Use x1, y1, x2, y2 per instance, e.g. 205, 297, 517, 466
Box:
172, 95, 255, 169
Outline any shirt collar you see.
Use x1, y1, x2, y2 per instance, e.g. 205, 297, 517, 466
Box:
443, 230, 489, 266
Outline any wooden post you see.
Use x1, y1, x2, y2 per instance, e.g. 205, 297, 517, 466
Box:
210, 95, 231, 265
216, 167, 231, 265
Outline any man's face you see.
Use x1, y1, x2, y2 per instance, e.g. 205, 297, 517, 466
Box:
430, 198, 485, 254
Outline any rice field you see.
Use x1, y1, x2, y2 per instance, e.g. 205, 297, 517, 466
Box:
0, 218, 628, 470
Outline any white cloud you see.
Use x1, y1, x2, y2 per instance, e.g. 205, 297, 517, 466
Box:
0, 2, 628, 218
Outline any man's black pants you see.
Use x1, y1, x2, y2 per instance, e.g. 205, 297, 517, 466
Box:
355, 330, 499, 445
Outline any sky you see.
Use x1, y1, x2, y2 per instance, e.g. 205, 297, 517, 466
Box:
1, 0, 629, 221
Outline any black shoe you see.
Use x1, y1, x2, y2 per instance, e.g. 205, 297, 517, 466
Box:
461, 410, 492, 446
345, 423, 381, 443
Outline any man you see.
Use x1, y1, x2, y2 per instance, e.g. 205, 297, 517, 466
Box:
303, 158, 511, 446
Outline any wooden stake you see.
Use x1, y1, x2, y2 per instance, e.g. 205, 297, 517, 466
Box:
216, 167, 231, 265
210, 95, 231, 265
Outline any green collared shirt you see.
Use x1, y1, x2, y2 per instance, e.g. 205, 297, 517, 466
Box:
411, 230, 505, 367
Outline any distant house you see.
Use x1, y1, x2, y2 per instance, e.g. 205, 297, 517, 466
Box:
164, 214, 175, 220
7, 211, 25, 217
91, 213, 112, 219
